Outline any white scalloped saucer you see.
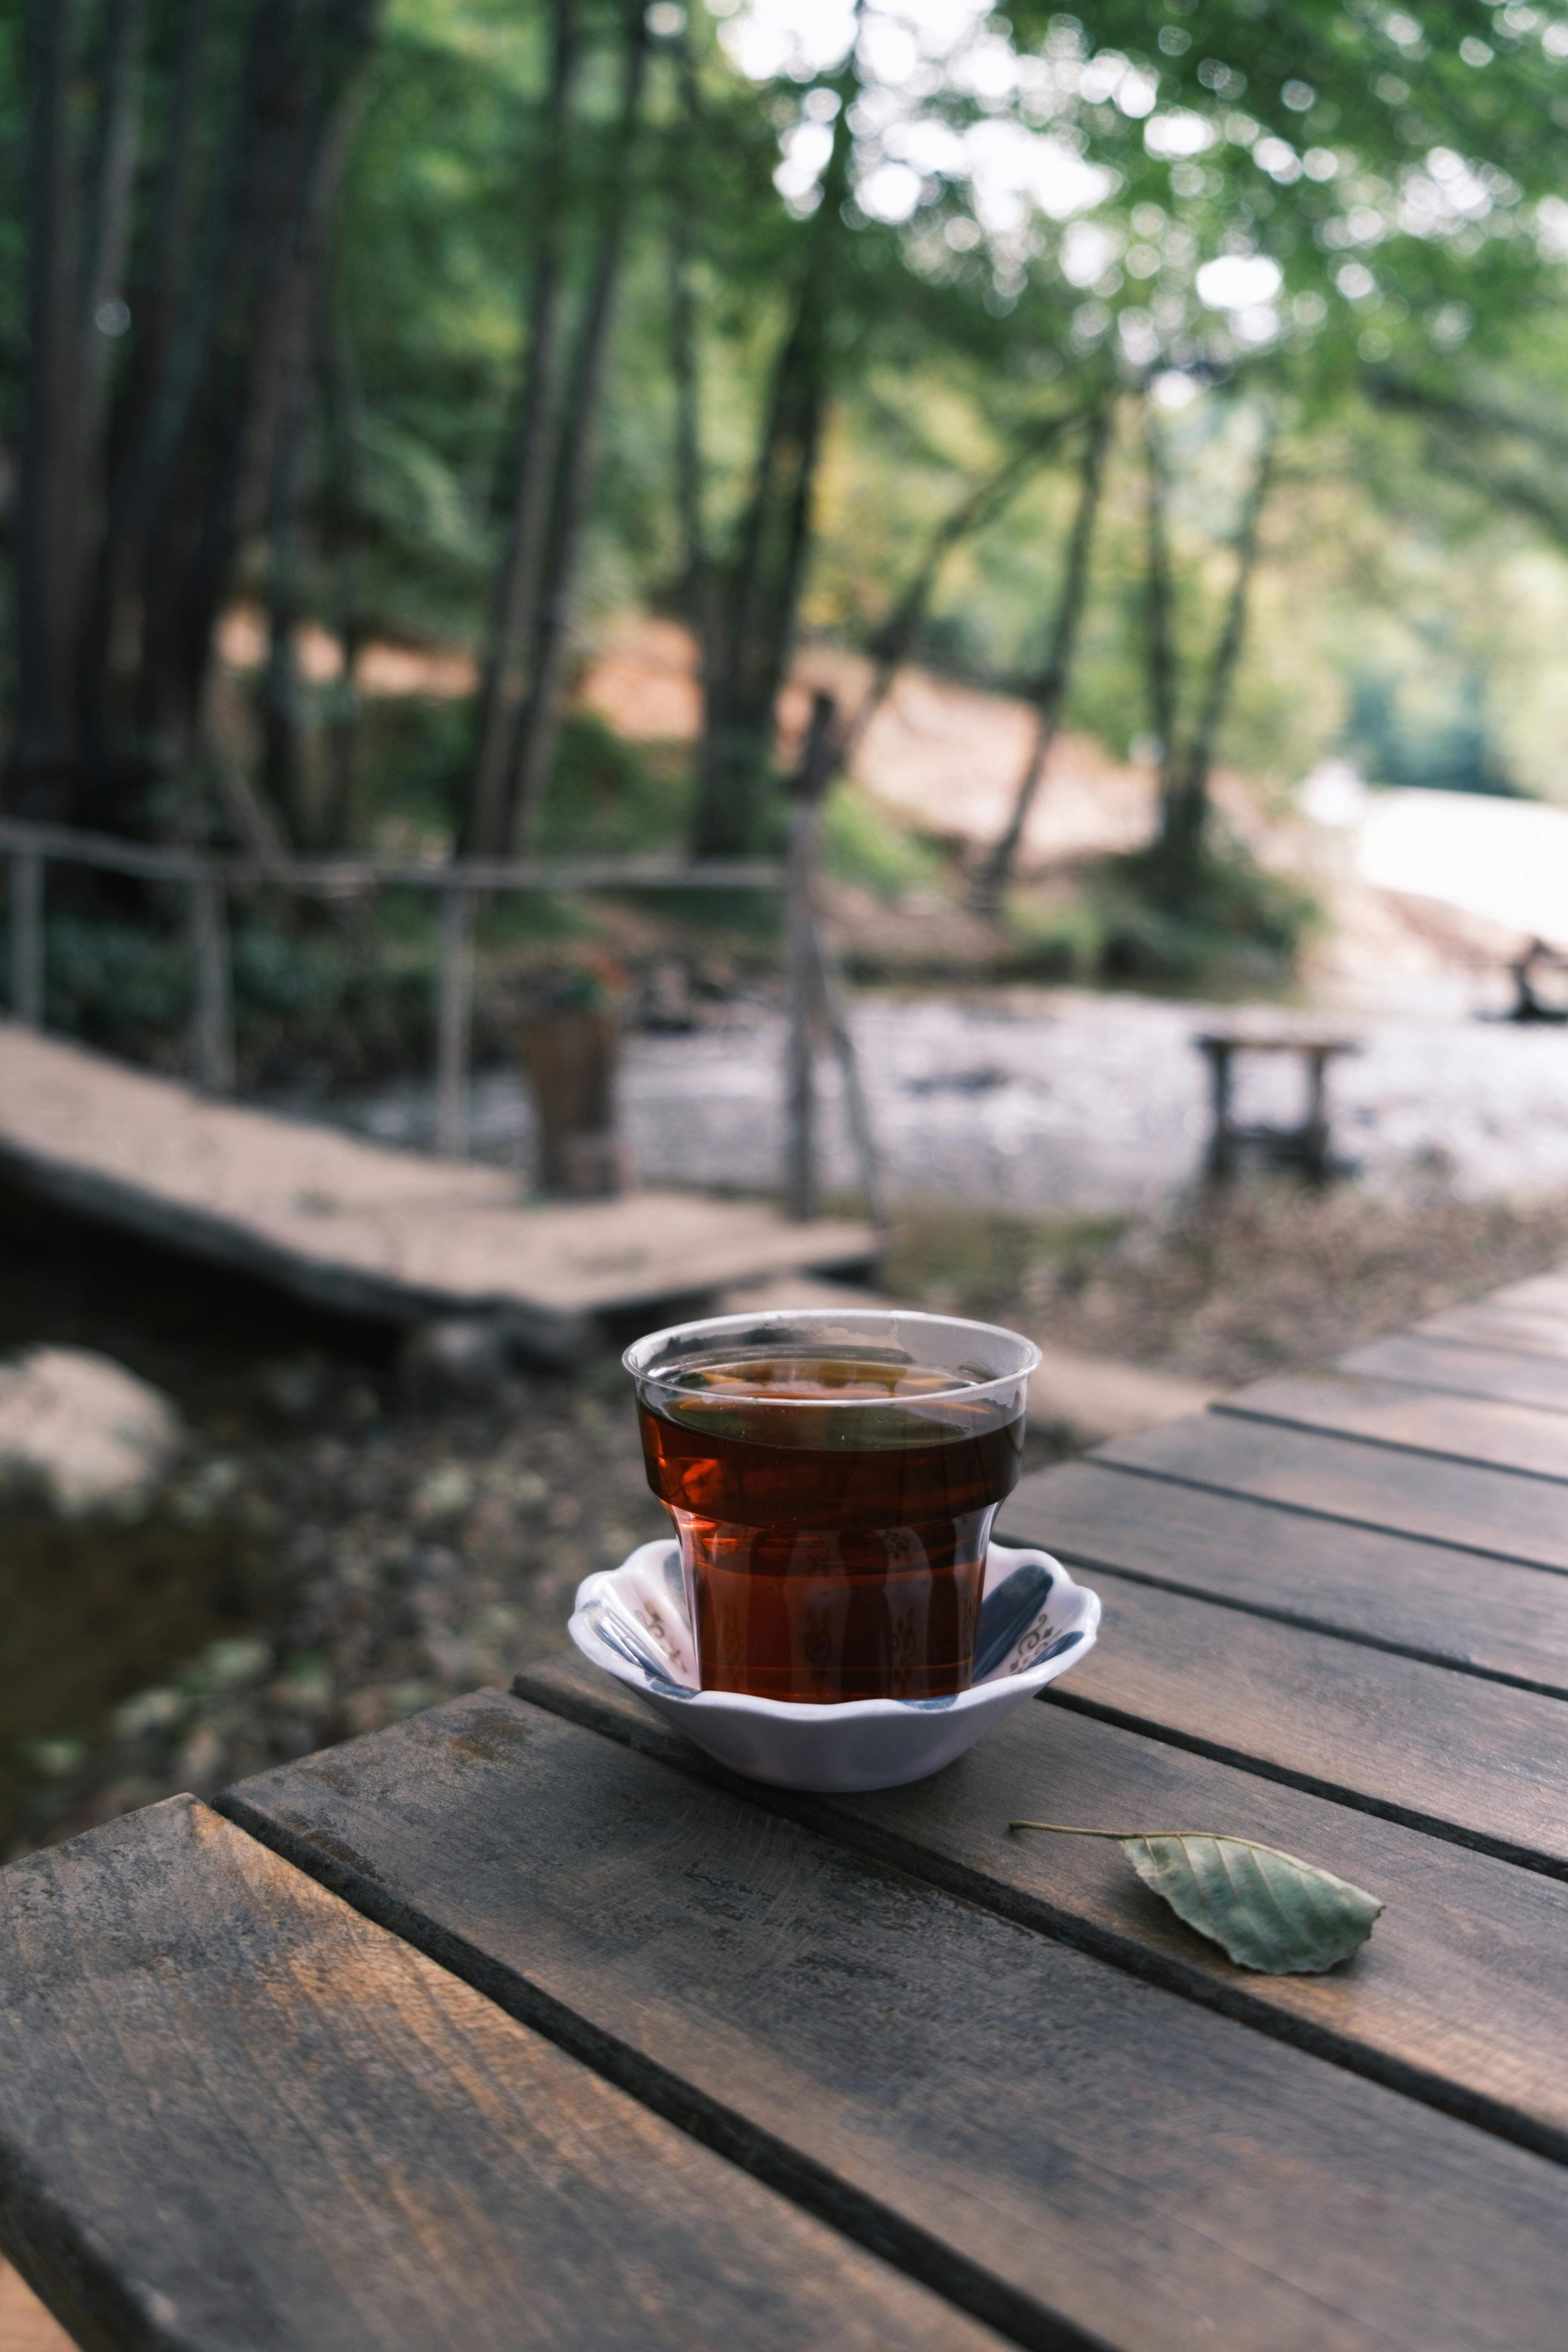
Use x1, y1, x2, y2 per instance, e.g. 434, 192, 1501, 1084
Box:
568, 1537, 1100, 1793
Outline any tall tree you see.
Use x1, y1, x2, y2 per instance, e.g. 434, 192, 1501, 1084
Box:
666, 22, 714, 742
10, 0, 81, 812
464, 0, 582, 856
260, 66, 374, 842
18, 0, 385, 836
973, 403, 1114, 913
77, 0, 214, 793
149, 0, 383, 814
508, 0, 652, 851
77, 0, 149, 511
840, 404, 1085, 777
1145, 399, 1279, 888
688, 74, 856, 860
314, 265, 370, 848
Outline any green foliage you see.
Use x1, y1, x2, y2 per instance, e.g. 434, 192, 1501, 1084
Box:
883, 1204, 1127, 1315
1001, 836, 1320, 989
1001, 887, 1113, 983
9, 905, 439, 1087
360, 695, 475, 842
14, 0, 1568, 894
1096, 838, 1321, 987
535, 713, 693, 853
32, 914, 192, 1045
821, 781, 943, 901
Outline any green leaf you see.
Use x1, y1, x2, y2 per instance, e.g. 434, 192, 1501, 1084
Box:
1009, 1822, 1382, 1975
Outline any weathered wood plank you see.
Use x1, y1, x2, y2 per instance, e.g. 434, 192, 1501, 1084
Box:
1338, 1334, 1568, 1417
998, 1459, 1568, 1695
0, 1795, 1002, 2352
515, 1652, 1568, 2167
1033, 1570, 1568, 1872
1416, 1300, 1568, 1363
227, 1692, 1568, 2352
0, 1025, 876, 1355
1095, 1412, 1568, 1573
1216, 1374, 1568, 1483
1477, 1271, 1568, 1316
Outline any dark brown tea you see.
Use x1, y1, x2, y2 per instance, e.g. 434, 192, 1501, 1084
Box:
636, 1353, 1025, 1703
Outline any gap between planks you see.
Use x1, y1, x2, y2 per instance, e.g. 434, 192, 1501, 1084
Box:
1040, 1551, 1568, 1703
1081, 1450, 1568, 1582
1212, 1377, 1568, 1489
1338, 1334, 1568, 1418
999, 1459, 1568, 1701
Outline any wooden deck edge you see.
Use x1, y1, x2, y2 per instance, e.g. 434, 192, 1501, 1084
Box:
0, 1133, 590, 1360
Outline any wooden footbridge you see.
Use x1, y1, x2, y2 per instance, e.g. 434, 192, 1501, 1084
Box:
0, 783, 879, 1359
0, 1023, 875, 1359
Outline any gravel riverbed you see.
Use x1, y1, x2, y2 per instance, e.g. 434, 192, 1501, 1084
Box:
323, 988, 1568, 1211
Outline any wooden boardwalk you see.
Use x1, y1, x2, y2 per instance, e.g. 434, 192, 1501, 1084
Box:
0, 1024, 876, 1357
2, 1265, 1567, 2348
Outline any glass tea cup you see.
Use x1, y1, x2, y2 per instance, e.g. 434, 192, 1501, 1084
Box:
623, 1309, 1041, 1704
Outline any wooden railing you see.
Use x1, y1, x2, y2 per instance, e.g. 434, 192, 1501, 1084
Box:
0, 793, 884, 1222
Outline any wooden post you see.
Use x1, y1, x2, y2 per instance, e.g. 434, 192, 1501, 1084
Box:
1199, 1036, 1235, 1184
1304, 1046, 1331, 1184
784, 694, 837, 1221
816, 937, 888, 1233
435, 883, 475, 1159
9, 851, 44, 1027
189, 869, 234, 1095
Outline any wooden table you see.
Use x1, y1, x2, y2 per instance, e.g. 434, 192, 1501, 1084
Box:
3, 1271, 1568, 2350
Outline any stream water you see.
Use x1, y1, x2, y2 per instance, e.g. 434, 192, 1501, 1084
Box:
320, 989, 1568, 1211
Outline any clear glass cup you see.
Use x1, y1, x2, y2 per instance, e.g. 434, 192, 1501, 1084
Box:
623, 1308, 1041, 1704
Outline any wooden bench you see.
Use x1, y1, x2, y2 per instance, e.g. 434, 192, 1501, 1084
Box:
3, 1268, 1568, 2349
1195, 1027, 1360, 1184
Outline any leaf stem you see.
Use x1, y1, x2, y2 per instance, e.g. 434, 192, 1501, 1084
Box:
1009, 1821, 1344, 1869
1010, 1821, 1183, 1838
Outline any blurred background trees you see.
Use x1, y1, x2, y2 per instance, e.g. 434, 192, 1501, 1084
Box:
3, 0, 1568, 906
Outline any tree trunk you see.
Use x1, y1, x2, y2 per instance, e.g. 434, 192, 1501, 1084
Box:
77, 0, 149, 492
839, 404, 1083, 776
1141, 398, 1182, 861
464, 0, 581, 854
316, 276, 369, 848
972, 403, 1114, 912
1158, 404, 1278, 882
508, 0, 651, 852
135, 0, 214, 393
10, 0, 81, 812
260, 74, 374, 845
105, 0, 293, 781
164, 2, 381, 797
259, 305, 314, 844
689, 93, 853, 859
666, 26, 715, 718
689, 302, 826, 858
78, 0, 215, 794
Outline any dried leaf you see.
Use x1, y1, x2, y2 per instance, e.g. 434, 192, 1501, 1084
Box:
1009, 1821, 1382, 1974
